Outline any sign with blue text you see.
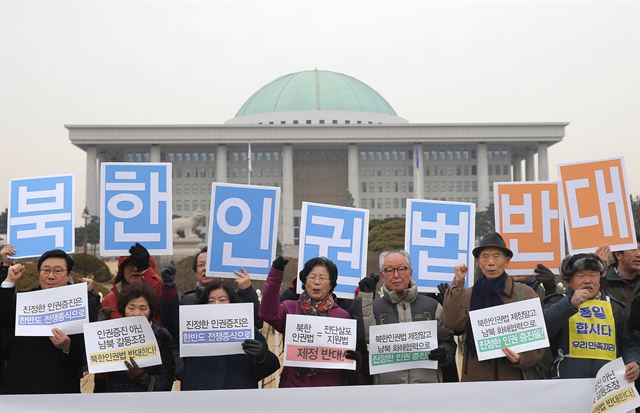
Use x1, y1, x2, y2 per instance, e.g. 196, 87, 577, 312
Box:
8, 174, 75, 258
101, 163, 172, 256
207, 183, 280, 280
405, 199, 475, 293
298, 202, 369, 299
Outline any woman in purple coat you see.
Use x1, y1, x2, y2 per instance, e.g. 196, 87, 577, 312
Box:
259, 256, 360, 388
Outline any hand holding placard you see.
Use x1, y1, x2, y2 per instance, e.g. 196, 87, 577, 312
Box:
49, 327, 70, 352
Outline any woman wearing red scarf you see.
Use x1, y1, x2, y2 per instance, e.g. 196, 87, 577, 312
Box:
259, 256, 360, 387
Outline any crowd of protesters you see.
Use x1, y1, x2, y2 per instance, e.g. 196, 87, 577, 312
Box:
0, 229, 639, 395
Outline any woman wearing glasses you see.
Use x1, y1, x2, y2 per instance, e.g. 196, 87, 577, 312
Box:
259, 256, 360, 387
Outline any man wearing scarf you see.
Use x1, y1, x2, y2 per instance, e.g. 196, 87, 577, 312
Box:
353, 250, 457, 384
442, 232, 544, 381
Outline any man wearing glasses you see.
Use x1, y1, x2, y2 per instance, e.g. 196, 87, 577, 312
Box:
352, 250, 457, 385
0, 248, 100, 394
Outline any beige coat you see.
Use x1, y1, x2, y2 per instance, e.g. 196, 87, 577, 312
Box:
442, 276, 544, 382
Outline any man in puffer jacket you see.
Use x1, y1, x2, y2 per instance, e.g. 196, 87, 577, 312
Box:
543, 253, 640, 380
352, 250, 457, 384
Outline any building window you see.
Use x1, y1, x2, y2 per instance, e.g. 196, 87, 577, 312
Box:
332, 120, 338, 124
488, 165, 493, 175
319, 120, 325, 124
471, 165, 477, 175
362, 182, 367, 193
472, 181, 478, 191
200, 200, 207, 210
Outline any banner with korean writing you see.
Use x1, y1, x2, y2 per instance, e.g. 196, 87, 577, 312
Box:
284, 314, 357, 370
15, 283, 89, 336
207, 183, 280, 280
297, 202, 369, 299
558, 158, 637, 253
179, 303, 254, 357
83, 316, 161, 374
591, 357, 640, 413
101, 163, 172, 256
494, 181, 565, 275
405, 199, 475, 293
368, 320, 438, 375
8, 174, 75, 258
469, 298, 549, 361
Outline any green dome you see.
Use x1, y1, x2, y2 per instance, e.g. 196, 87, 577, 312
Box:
235, 70, 398, 117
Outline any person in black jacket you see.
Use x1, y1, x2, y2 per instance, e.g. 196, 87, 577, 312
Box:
94, 282, 175, 392
180, 282, 280, 390
0, 249, 100, 394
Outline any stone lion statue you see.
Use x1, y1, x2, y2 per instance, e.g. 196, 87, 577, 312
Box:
173, 209, 207, 239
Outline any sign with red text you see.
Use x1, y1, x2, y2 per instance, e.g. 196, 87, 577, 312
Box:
83, 316, 161, 374
591, 357, 640, 413
558, 158, 637, 253
494, 181, 565, 275
283, 314, 356, 370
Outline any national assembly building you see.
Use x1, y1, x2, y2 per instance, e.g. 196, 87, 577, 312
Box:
67, 69, 568, 251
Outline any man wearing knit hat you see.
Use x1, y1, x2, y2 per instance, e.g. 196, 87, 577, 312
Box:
442, 231, 544, 381
543, 253, 640, 380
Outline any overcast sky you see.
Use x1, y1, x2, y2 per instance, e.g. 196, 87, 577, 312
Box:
1, 1, 638, 224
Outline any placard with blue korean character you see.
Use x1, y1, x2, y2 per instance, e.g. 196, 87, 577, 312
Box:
298, 202, 369, 299
207, 183, 280, 280
100, 163, 172, 256
405, 199, 475, 293
8, 174, 75, 258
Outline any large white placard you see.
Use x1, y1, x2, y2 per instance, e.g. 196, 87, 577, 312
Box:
179, 303, 254, 357
368, 320, 438, 375
283, 314, 357, 370
469, 298, 549, 361
15, 283, 89, 336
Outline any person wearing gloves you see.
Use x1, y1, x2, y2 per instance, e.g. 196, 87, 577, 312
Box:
442, 232, 544, 381
543, 253, 640, 380
0, 249, 100, 394
94, 283, 175, 392
259, 256, 361, 387
180, 282, 279, 390
352, 250, 457, 385
101, 243, 162, 319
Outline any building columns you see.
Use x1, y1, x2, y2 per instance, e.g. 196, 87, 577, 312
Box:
537, 143, 549, 181
477, 143, 489, 211
85, 145, 98, 217
216, 144, 227, 183
347, 144, 360, 207
512, 157, 522, 181
525, 150, 536, 181
281, 144, 294, 247
150, 144, 161, 162
413, 143, 424, 199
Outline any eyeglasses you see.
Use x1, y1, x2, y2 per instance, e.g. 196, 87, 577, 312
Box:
307, 274, 330, 282
382, 266, 410, 276
40, 267, 67, 276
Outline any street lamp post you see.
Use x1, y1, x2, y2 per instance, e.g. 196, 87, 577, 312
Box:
82, 207, 90, 254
